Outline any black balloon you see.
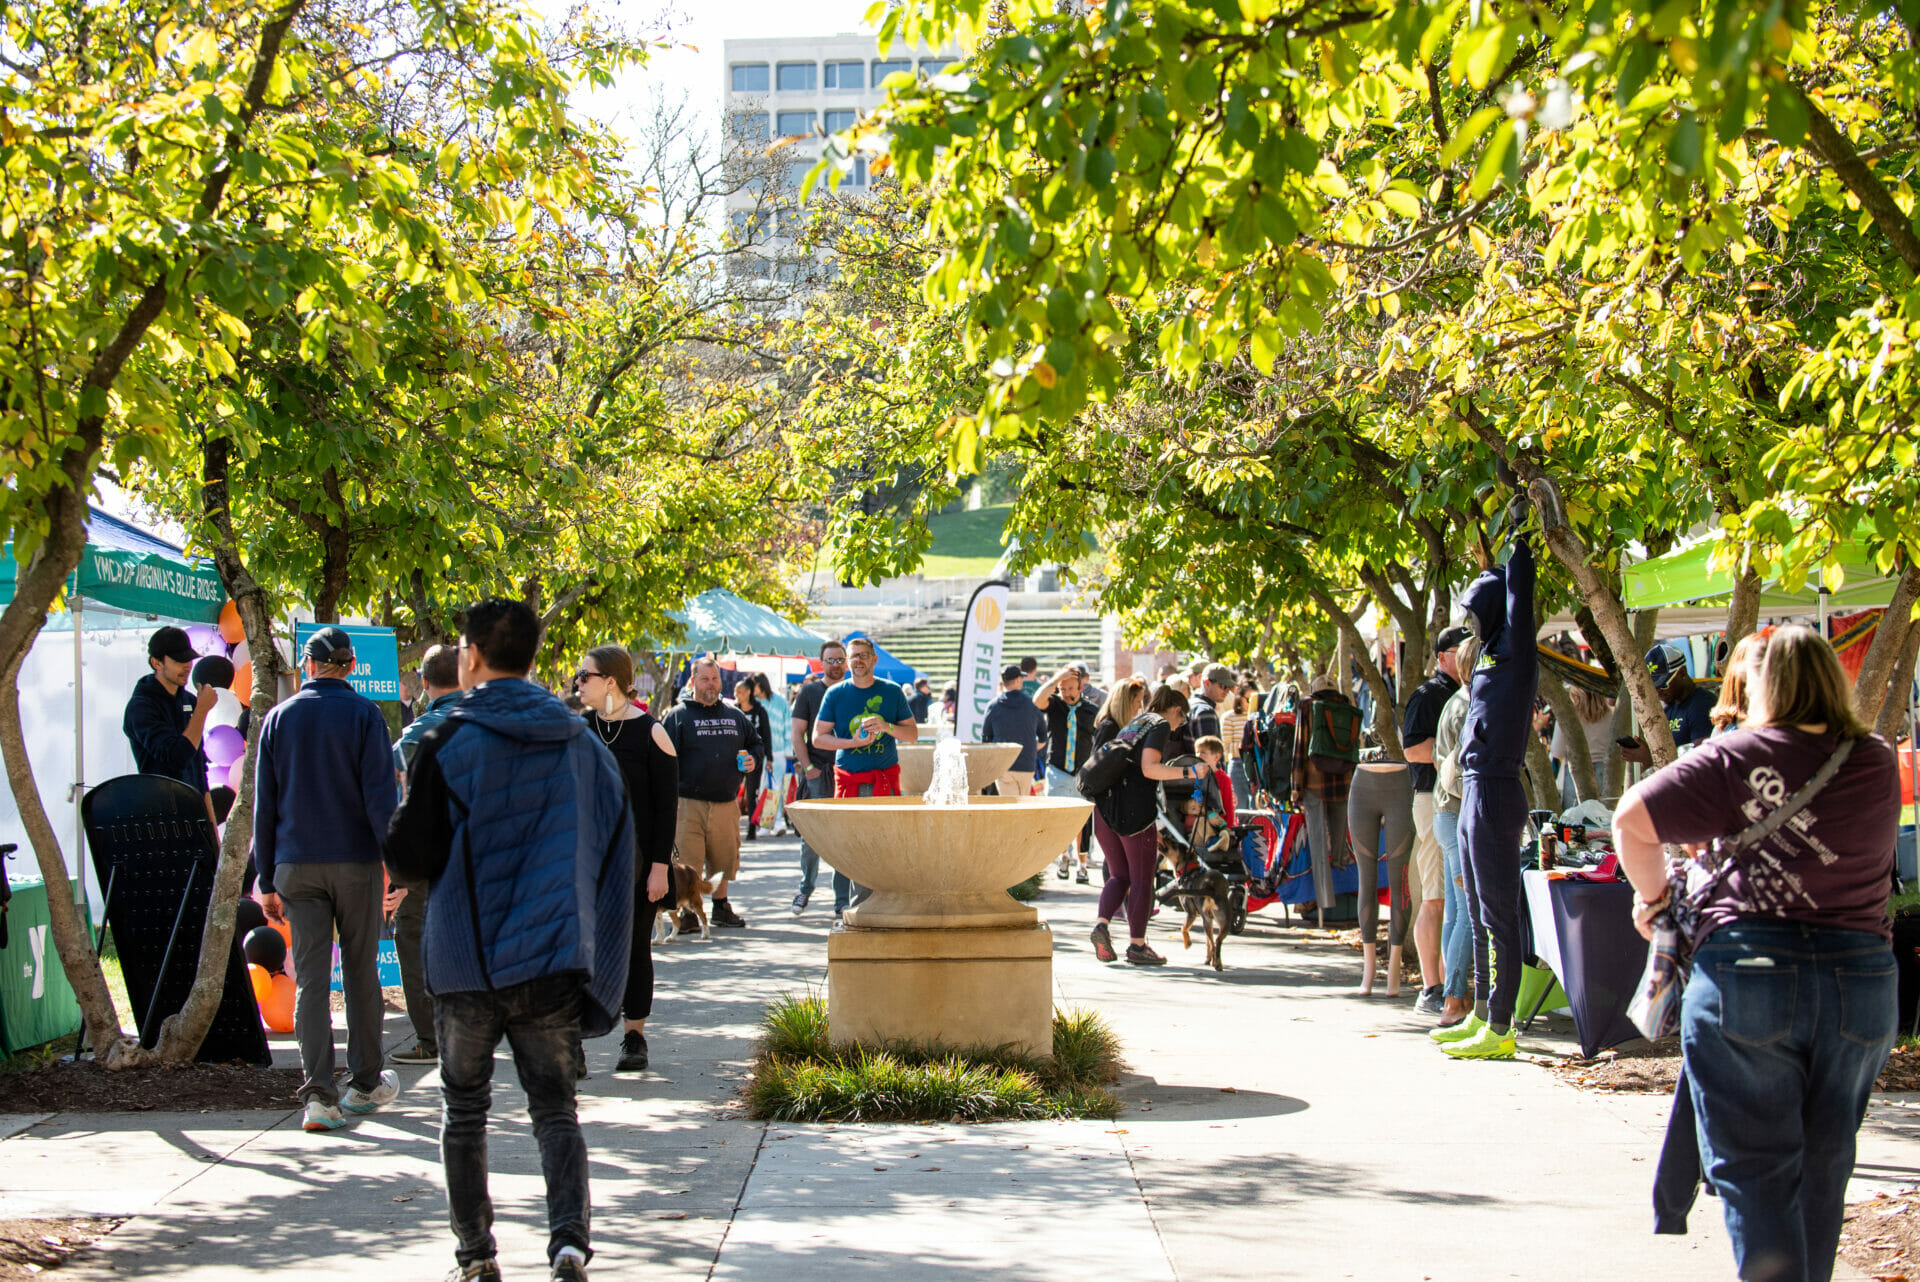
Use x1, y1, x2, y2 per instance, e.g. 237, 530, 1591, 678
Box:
192, 655, 235, 692
242, 924, 287, 974
234, 897, 267, 939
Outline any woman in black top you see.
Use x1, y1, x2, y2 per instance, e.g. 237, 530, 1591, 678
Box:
577, 644, 678, 1075
733, 676, 774, 840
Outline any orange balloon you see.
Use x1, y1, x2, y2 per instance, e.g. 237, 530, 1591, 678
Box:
218, 601, 244, 644
270, 917, 291, 950
230, 661, 253, 698
260, 972, 296, 1033
248, 962, 273, 1007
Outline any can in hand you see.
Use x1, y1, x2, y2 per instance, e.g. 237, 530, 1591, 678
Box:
736, 750, 751, 772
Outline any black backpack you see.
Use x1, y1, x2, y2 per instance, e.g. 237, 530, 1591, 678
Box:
1078, 713, 1154, 799
1240, 701, 1297, 806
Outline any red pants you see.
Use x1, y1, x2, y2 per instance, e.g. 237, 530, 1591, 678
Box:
834, 765, 902, 797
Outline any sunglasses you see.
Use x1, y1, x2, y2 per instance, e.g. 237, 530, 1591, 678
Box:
574, 669, 604, 685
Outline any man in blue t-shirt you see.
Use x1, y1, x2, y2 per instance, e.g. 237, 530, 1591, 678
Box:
812, 636, 919, 795
1622, 643, 1717, 763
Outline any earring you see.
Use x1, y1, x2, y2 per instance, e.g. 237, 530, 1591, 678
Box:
605, 691, 616, 717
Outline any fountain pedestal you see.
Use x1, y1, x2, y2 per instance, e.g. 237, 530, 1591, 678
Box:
786, 794, 1094, 1058
826, 923, 1054, 1056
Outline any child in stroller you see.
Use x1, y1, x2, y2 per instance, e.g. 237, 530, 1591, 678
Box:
1154, 737, 1257, 936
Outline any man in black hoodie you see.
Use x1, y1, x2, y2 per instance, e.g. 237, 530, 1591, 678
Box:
660, 658, 763, 928
1436, 532, 1538, 1061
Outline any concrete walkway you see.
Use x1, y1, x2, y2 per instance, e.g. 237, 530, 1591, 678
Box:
0, 829, 1912, 1280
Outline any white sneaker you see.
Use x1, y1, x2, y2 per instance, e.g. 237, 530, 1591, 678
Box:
303, 1098, 348, 1132
342, 1069, 399, 1115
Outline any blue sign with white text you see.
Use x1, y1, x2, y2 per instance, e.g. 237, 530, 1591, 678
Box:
294, 623, 403, 701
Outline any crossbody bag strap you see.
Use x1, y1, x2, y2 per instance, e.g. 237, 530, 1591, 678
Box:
1726, 736, 1855, 855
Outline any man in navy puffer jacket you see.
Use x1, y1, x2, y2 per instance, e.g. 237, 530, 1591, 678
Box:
385, 599, 633, 1282
1438, 531, 1539, 1062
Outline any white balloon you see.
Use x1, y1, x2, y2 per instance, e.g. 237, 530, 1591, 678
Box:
207, 688, 245, 729
228, 639, 249, 667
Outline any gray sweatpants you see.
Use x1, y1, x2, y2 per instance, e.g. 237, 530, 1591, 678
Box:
392, 870, 435, 1050
277, 860, 386, 1105
1348, 765, 1414, 948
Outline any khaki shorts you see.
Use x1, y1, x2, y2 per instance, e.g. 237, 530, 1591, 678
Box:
676, 797, 742, 879
1409, 790, 1443, 902
994, 773, 1032, 800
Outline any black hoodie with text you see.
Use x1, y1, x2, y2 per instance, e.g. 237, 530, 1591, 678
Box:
1458, 534, 1538, 779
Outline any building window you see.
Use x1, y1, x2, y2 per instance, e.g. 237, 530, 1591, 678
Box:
871, 58, 911, 84
919, 57, 954, 76
850, 157, 868, 186
730, 210, 769, 242
823, 109, 858, 134
775, 110, 816, 137
824, 60, 864, 90
730, 63, 769, 92
728, 112, 770, 146
776, 62, 816, 91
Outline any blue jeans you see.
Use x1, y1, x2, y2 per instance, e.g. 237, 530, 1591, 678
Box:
1682, 922, 1897, 1282
1434, 808, 1471, 1000
437, 975, 591, 1268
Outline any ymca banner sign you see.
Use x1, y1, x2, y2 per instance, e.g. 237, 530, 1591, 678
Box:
955, 580, 1011, 741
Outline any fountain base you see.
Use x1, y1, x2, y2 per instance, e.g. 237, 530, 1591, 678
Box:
827, 922, 1053, 1058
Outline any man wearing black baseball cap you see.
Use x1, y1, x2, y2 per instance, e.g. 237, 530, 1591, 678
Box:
123, 626, 221, 804
253, 624, 401, 1133
1620, 642, 1718, 764
1401, 624, 1472, 1016
980, 662, 1046, 801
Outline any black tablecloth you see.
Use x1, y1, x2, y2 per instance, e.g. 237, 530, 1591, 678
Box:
1524, 874, 1649, 1057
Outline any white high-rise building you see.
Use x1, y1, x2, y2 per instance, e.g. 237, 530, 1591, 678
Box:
722, 34, 957, 269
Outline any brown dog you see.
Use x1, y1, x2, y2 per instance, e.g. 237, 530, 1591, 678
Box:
1156, 839, 1229, 972
652, 859, 714, 944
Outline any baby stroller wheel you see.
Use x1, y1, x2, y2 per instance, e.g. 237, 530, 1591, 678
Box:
1227, 885, 1248, 935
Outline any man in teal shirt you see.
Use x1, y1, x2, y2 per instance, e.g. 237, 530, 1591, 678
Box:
812, 636, 919, 796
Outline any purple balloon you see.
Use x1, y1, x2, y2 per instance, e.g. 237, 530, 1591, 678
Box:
205, 723, 244, 766
226, 757, 247, 791
185, 625, 223, 655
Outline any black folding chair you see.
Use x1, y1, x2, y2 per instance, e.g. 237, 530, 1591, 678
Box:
80, 775, 268, 1065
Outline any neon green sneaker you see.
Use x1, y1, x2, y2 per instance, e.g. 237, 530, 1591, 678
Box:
1430, 1014, 1484, 1044
1442, 1024, 1516, 1060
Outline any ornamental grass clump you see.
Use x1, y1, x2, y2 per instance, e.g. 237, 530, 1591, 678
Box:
744, 995, 1124, 1123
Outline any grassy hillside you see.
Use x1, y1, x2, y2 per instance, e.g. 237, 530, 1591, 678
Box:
919, 504, 1015, 578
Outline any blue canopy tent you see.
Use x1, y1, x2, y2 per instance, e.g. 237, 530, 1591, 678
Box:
842, 630, 925, 686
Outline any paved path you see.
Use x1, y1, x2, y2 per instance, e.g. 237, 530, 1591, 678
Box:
0, 829, 1912, 1280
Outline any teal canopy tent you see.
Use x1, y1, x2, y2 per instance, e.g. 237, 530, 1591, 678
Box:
842, 630, 926, 685
664, 589, 825, 655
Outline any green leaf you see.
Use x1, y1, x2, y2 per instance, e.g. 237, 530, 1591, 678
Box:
1468, 120, 1515, 199
1765, 87, 1808, 147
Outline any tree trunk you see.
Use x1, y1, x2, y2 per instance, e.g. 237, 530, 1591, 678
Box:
141, 438, 289, 1061
1872, 616, 1920, 741
1853, 562, 1920, 727
1524, 730, 1558, 814
1725, 565, 1763, 648
1536, 665, 1598, 802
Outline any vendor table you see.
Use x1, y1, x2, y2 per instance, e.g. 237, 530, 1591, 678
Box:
1521, 870, 1648, 1057
0, 878, 83, 1054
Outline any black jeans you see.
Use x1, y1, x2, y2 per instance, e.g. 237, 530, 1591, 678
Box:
437, 975, 591, 1267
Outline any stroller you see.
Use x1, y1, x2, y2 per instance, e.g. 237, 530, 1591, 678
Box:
1151, 757, 1270, 934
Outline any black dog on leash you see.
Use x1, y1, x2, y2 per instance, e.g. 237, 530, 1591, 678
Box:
1155, 843, 1229, 972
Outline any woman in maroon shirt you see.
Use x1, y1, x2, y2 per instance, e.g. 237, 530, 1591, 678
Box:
1614, 625, 1898, 1281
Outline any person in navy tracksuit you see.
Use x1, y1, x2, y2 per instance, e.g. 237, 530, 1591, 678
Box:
1439, 532, 1538, 1060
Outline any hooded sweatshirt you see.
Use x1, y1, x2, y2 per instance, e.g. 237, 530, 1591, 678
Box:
382, 678, 634, 1038
1458, 534, 1538, 779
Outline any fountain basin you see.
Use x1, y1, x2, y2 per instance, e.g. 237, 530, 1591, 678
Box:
894, 742, 1023, 796
786, 794, 1094, 929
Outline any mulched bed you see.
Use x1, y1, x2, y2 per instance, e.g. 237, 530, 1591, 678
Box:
0, 1218, 122, 1279
0, 1061, 301, 1114
1840, 1188, 1920, 1281
1543, 1040, 1920, 1094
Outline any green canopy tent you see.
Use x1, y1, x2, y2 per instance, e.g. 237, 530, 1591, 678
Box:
1, 509, 227, 917
1622, 530, 1899, 615
662, 589, 825, 656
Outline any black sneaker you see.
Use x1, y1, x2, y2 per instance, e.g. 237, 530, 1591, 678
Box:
446, 1260, 503, 1282
1090, 922, 1116, 963
678, 909, 699, 934
1055, 857, 1070, 880
790, 892, 809, 918
389, 1040, 438, 1065
711, 899, 747, 928
616, 1030, 649, 1074
1125, 944, 1167, 967
1075, 867, 1090, 885
551, 1249, 589, 1281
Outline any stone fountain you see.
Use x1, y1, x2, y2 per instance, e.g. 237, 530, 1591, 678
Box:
893, 741, 1023, 795
787, 737, 1092, 1057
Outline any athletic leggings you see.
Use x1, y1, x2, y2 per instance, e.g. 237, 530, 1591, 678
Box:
1458, 772, 1528, 1028
622, 891, 660, 1021
1347, 765, 1414, 948
1093, 811, 1159, 941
